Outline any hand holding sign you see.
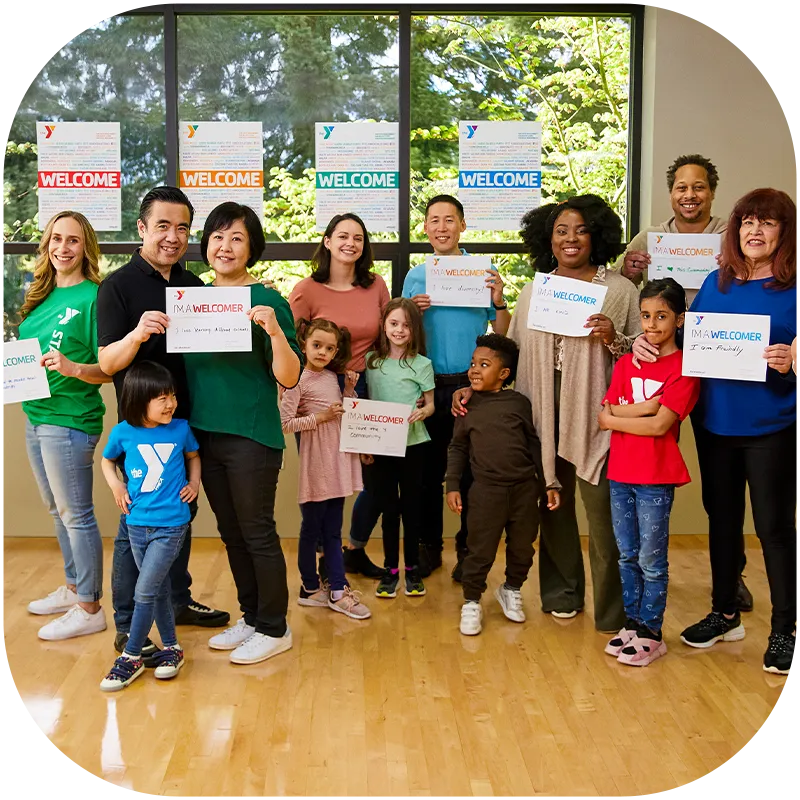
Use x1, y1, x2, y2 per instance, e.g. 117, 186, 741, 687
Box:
133, 310, 169, 344
247, 305, 280, 336
585, 313, 616, 345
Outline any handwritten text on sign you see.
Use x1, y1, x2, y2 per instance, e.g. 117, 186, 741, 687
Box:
683, 312, 770, 382
166, 287, 252, 354
4, 339, 51, 405
526, 272, 608, 337
339, 398, 409, 457
426, 255, 492, 308
648, 232, 722, 290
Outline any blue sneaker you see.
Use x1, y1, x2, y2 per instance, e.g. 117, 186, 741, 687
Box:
100, 655, 144, 692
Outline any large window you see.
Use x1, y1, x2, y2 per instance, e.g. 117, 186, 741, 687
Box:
3, 6, 642, 339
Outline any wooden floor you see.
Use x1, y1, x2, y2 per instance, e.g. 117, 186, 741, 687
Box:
3, 535, 787, 796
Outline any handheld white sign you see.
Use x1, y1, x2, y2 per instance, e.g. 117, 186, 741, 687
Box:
339, 398, 409, 458
166, 287, 252, 353
683, 312, 770, 382
648, 232, 721, 289
4, 339, 51, 404
526, 273, 608, 337
426, 256, 492, 308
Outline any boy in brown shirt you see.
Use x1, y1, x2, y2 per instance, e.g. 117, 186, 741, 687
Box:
446, 334, 560, 635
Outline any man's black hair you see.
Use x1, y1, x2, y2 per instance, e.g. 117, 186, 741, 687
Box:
139, 186, 195, 226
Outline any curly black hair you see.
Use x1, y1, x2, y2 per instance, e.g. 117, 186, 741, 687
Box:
666, 154, 719, 193
519, 194, 624, 272
475, 333, 519, 386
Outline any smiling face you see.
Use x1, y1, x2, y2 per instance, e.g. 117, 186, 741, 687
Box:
48, 216, 85, 280
551, 209, 592, 271
468, 346, 509, 393
303, 328, 339, 371
324, 219, 364, 267
137, 201, 191, 270
739, 216, 781, 266
144, 391, 178, 427
640, 296, 683, 349
384, 307, 411, 348
424, 201, 466, 256
207, 219, 251, 281
670, 164, 714, 227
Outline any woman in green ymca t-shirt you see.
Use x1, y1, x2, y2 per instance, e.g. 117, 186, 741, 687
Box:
18, 211, 113, 642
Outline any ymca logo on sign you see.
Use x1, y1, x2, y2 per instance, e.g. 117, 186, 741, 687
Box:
464, 125, 478, 139
43, 124, 57, 139
58, 308, 81, 326
187, 124, 199, 139
136, 443, 176, 492
322, 125, 335, 140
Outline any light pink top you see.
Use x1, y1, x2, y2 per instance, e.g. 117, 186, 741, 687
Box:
288, 275, 390, 372
280, 368, 363, 504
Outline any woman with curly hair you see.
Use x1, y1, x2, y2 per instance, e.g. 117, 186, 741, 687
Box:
19, 210, 113, 641
454, 195, 641, 631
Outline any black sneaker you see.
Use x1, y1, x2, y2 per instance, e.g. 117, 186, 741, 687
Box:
174, 601, 230, 628
428, 547, 443, 572
376, 570, 400, 598
114, 632, 161, 668
343, 547, 384, 579
680, 611, 745, 649
418, 545, 432, 578
404, 566, 426, 597
763, 632, 794, 675
736, 575, 754, 612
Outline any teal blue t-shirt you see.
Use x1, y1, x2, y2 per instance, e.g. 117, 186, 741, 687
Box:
365, 352, 435, 446
402, 252, 496, 375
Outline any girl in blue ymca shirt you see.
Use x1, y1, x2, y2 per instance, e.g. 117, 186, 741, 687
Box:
99, 361, 201, 691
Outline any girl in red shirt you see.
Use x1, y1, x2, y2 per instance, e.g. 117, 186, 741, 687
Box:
598, 278, 700, 666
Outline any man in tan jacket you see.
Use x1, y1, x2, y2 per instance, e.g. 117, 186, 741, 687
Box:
615, 154, 726, 306
618, 154, 753, 613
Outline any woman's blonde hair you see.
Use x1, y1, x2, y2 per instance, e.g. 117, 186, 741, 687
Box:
19, 211, 101, 319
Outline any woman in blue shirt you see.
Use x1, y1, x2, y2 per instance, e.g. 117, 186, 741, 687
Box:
678, 189, 796, 675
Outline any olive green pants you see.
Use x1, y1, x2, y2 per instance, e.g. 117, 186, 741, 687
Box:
537, 371, 625, 632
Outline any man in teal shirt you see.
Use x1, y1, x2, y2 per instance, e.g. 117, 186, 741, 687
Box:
402, 195, 510, 578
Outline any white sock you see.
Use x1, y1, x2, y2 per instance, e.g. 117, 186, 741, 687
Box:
331, 590, 345, 601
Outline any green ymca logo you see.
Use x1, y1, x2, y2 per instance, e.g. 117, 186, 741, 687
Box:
322, 125, 335, 139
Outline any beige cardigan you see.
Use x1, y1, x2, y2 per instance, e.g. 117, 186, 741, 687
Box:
508, 268, 641, 488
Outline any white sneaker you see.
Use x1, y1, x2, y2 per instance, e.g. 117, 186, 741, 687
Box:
229, 627, 293, 665
495, 584, 526, 623
208, 618, 256, 650
28, 586, 79, 615
38, 605, 107, 640
460, 601, 483, 636
551, 609, 578, 619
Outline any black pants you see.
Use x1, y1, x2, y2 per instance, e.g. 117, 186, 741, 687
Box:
698, 423, 796, 634
366, 442, 428, 570
421, 377, 473, 553
461, 479, 540, 602
690, 411, 746, 575
197, 431, 288, 637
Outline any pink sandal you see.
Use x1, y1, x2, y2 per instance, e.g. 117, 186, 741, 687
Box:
604, 623, 638, 657
617, 635, 667, 666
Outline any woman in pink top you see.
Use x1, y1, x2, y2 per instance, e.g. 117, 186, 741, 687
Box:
289, 213, 390, 578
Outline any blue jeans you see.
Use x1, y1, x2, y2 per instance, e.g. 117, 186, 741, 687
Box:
609, 481, 675, 633
299, 498, 347, 591
25, 421, 103, 602
125, 524, 189, 656
111, 453, 195, 633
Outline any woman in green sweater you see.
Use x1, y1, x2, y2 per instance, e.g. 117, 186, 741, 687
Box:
19, 210, 113, 640
184, 202, 302, 666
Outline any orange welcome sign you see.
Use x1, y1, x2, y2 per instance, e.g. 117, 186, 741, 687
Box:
179, 170, 264, 188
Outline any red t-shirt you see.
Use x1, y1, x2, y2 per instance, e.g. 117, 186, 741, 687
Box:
603, 350, 700, 486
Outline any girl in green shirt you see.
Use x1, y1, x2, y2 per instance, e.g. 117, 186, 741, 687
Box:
18, 211, 113, 641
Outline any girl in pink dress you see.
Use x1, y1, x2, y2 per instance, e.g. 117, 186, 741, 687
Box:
280, 318, 371, 620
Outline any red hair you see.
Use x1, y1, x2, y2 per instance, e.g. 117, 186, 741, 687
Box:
719, 188, 796, 291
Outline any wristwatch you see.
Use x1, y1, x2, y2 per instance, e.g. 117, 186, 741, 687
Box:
493, 300, 508, 310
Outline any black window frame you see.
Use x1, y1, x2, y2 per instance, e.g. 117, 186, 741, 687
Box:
4, 3, 645, 297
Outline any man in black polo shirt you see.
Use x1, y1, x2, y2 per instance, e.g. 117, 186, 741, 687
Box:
97, 186, 229, 660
